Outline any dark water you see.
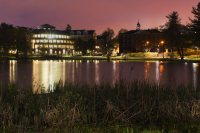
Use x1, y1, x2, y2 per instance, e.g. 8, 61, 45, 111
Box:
0, 60, 200, 91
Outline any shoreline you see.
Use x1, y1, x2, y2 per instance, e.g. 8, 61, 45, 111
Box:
1, 55, 200, 63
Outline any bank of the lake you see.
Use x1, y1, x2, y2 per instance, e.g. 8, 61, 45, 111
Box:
0, 81, 200, 132
1, 54, 200, 63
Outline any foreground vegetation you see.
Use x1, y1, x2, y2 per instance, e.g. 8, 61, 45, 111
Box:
0, 82, 200, 132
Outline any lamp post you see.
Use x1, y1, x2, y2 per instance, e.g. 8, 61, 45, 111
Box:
145, 41, 149, 52
196, 46, 199, 58
160, 41, 165, 58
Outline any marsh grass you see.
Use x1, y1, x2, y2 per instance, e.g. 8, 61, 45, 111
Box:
0, 81, 200, 132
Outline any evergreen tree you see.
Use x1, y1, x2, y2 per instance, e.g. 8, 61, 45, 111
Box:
66, 24, 72, 31
165, 11, 185, 60
15, 27, 31, 57
190, 2, 200, 47
0, 23, 15, 55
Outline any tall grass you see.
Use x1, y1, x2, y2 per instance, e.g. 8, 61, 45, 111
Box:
0, 81, 200, 132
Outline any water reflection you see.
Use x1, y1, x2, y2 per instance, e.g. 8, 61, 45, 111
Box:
0, 60, 199, 91
193, 63, 199, 88
9, 60, 16, 83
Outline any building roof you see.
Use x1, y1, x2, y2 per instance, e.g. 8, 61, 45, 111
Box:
66, 30, 95, 35
38, 24, 56, 30
120, 29, 162, 35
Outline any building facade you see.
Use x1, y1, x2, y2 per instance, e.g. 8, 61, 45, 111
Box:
119, 22, 165, 53
119, 30, 165, 53
31, 24, 96, 55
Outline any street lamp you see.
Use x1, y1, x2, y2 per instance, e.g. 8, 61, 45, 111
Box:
160, 41, 165, 58
195, 46, 199, 58
145, 41, 150, 52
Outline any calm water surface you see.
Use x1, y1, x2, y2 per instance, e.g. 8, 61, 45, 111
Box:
0, 60, 200, 91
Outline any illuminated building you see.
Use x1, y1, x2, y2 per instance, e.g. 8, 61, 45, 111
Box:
32, 24, 74, 55
31, 24, 96, 55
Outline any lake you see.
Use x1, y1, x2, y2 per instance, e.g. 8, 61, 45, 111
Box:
0, 60, 199, 91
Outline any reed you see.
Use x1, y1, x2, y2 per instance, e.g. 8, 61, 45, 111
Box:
0, 81, 200, 132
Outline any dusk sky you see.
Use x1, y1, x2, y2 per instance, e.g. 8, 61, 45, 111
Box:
0, 0, 199, 34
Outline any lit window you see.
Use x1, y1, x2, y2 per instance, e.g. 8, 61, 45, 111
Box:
41, 34, 45, 38
38, 34, 41, 38
50, 49, 53, 54
57, 40, 61, 43
59, 35, 62, 38
49, 40, 53, 43
53, 40, 56, 43
48, 34, 52, 39
32, 40, 35, 43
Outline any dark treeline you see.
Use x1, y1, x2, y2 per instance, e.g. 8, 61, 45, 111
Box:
1, 2, 200, 59
0, 23, 31, 57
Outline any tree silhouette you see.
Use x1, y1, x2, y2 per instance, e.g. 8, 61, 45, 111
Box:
0, 23, 15, 55
190, 2, 200, 47
15, 27, 31, 57
66, 24, 72, 31
99, 28, 115, 56
165, 11, 185, 60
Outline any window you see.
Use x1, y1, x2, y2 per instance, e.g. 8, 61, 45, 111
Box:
83, 31, 88, 35
70, 31, 74, 35
41, 34, 45, 38
77, 31, 81, 35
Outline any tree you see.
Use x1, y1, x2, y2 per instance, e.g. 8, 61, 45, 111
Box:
165, 11, 185, 60
87, 38, 96, 55
190, 2, 200, 47
74, 38, 87, 55
66, 24, 72, 31
15, 27, 31, 57
99, 28, 115, 56
0, 23, 15, 55
74, 38, 96, 56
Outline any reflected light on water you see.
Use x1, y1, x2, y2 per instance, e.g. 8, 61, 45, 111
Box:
112, 61, 119, 85
144, 62, 150, 81
95, 61, 100, 85
9, 60, 16, 83
33, 60, 63, 92
0, 60, 199, 92
192, 63, 199, 88
155, 61, 160, 82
